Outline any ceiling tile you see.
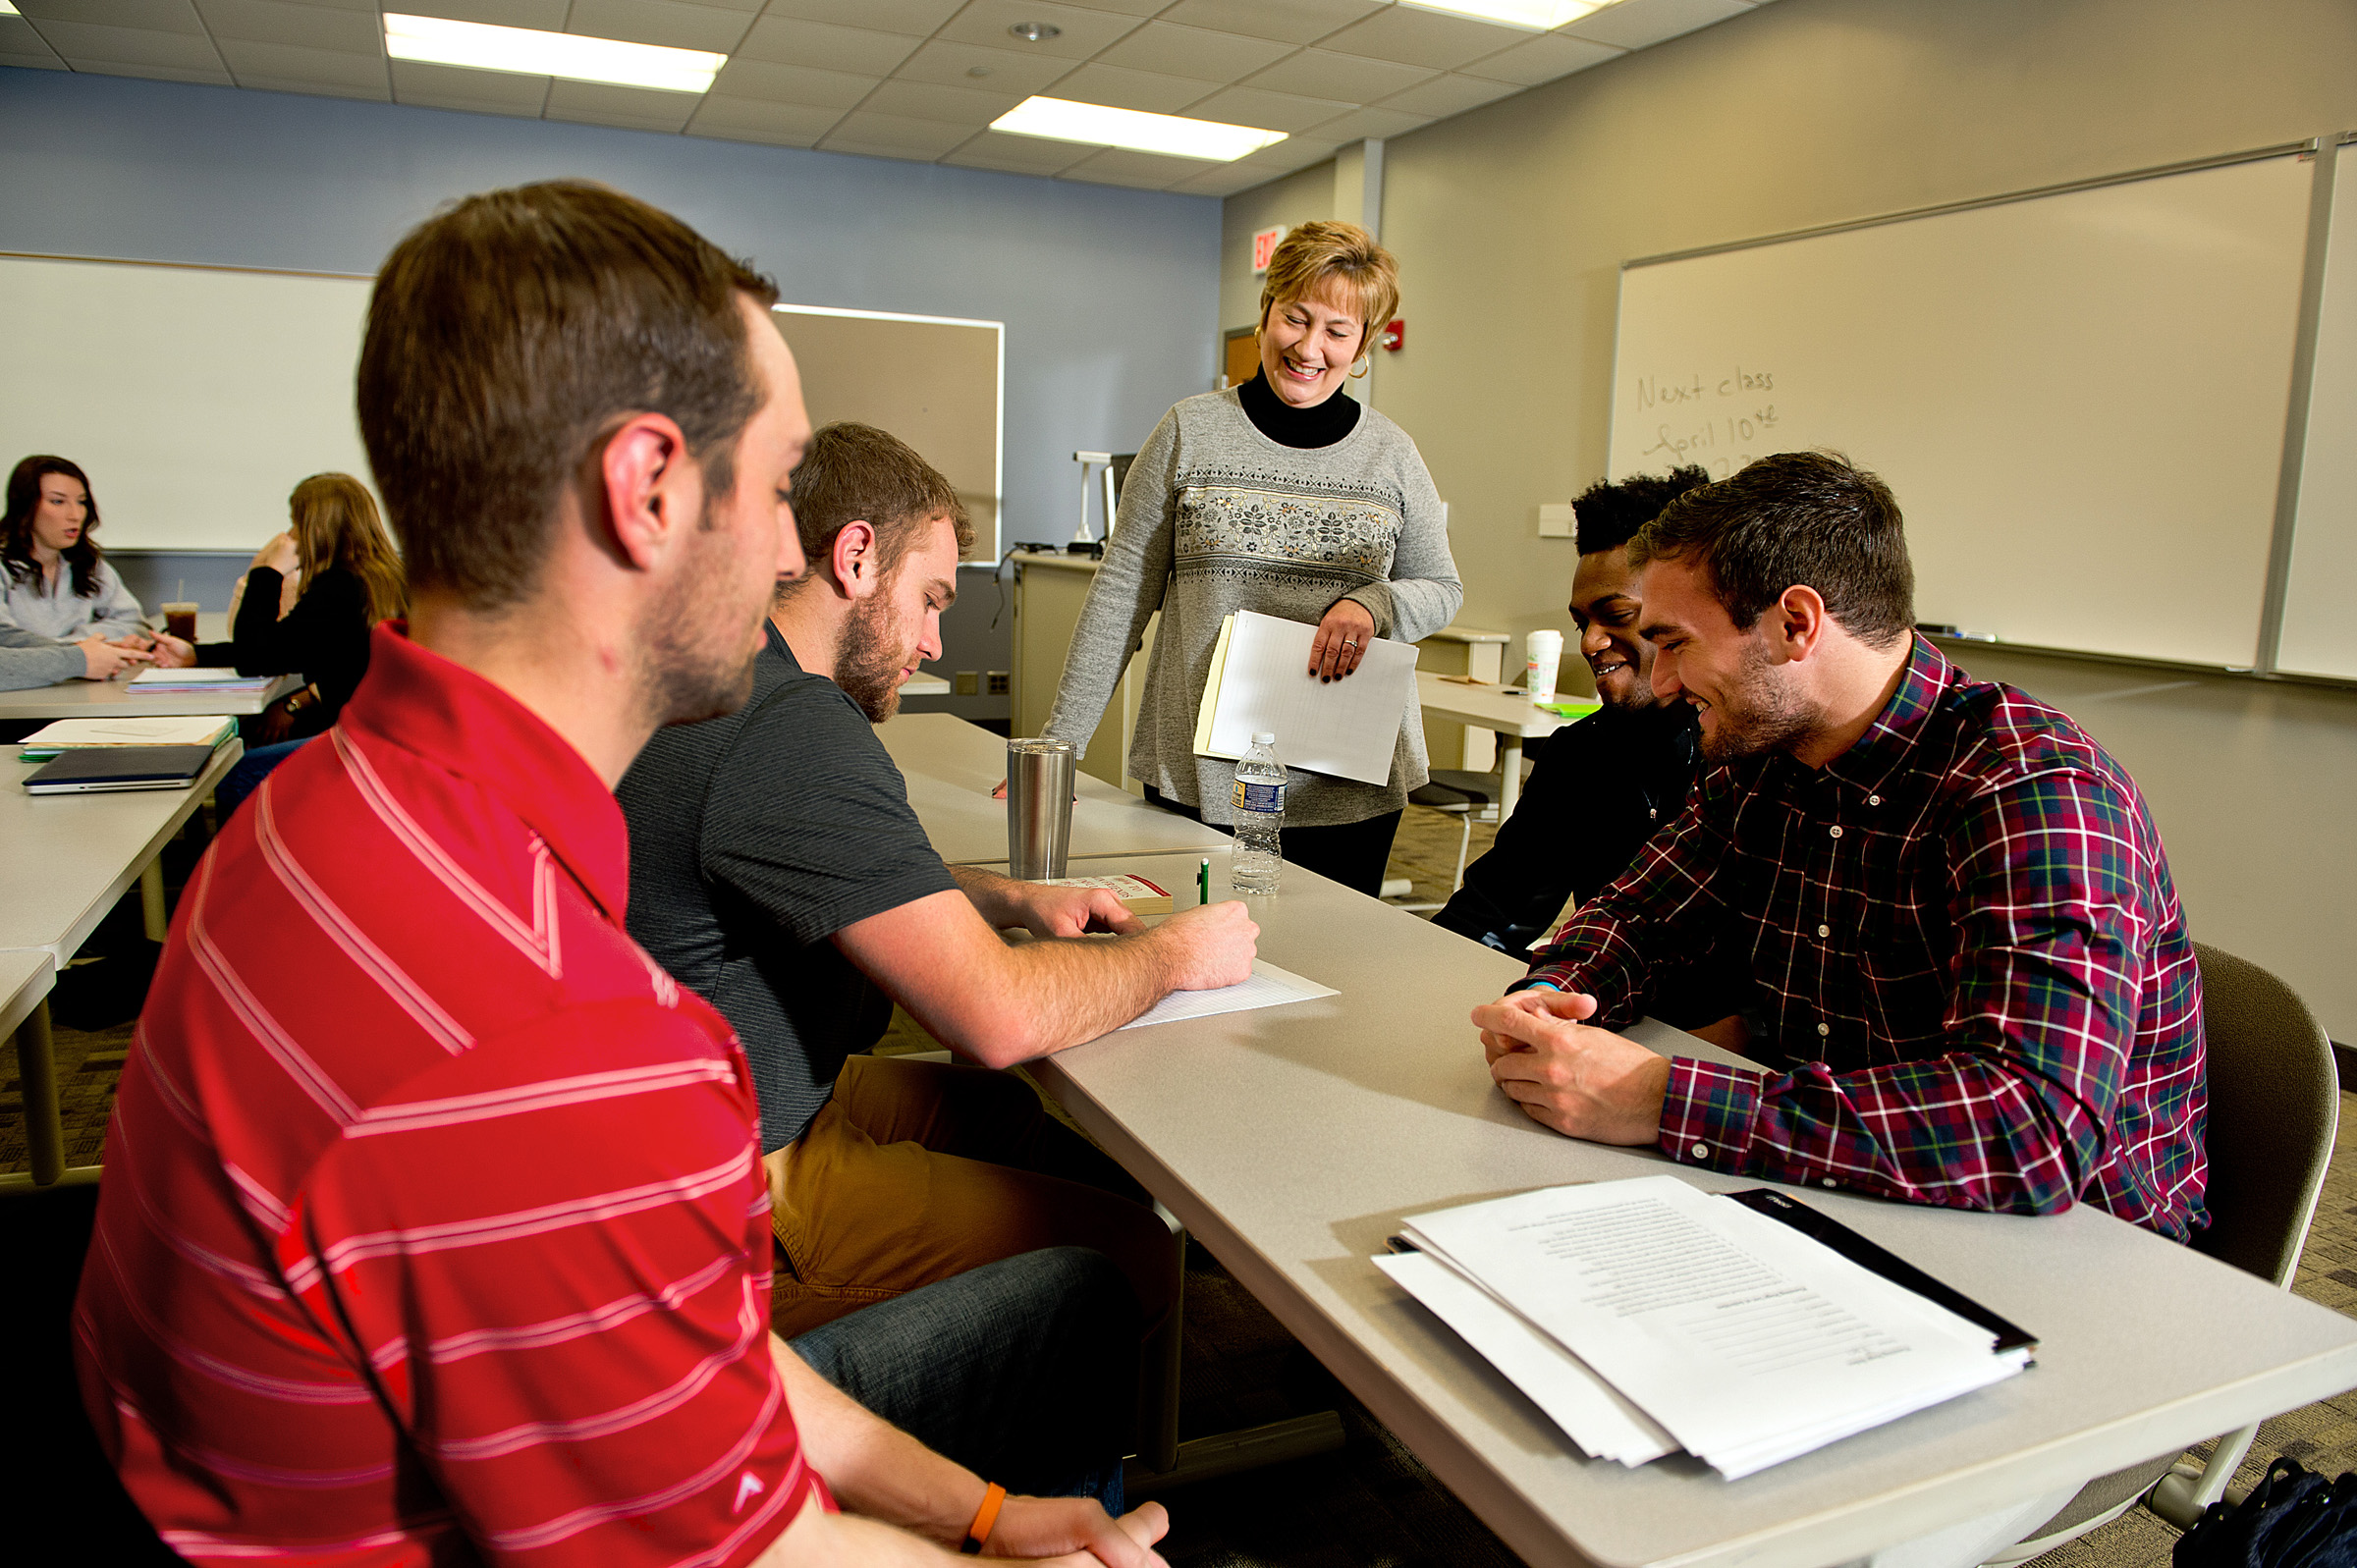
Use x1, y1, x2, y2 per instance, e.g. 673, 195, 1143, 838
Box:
402, 0, 569, 31
1165, 160, 1283, 196
735, 13, 915, 73
1563, 0, 1752, 49
1045, 61, 1224, 115
1247, 46, 1434, 102
1457, 27, 1618, 83
1095, 21, 1290, 80
756, 0, 960, 33
935, 0, 1143, 62
709, 55, 877, 105
1317, 5, 1528, 69
817, 108, 971, 155
1, 51, 73, 67
217, 36, 387, 81
0, 16, 67, 58
70, 55, 235, 81
1037, 0, 1164, 15
940, 128, 1096, 175
33, 19, 222, 66
686, 91, 840, 140
858, 77, 1024, 125
233, 68, 390, 98
14, 0, 203, 34
389, 56, 548, 109
545, 76, 700, 130
193, 0, 375, 51
1184, 83, 1352, 135
1302, 103, 1430, 139
564, 0, 754, 53
1374, 68, 1517, 116
1058, 145, 1210, 189
1154, 0, 1380, 46
891, 38, 1069, 94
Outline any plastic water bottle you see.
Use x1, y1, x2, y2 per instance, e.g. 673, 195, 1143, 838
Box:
1232, 732, 1286, 893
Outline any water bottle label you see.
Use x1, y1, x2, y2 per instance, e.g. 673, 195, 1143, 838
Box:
1233, 780, 1283, 814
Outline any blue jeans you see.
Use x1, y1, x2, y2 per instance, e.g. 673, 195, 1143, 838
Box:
789, 1246, 1132, 1512
216, 737, 311, 819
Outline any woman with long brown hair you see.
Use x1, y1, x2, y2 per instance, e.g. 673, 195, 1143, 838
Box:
1, 457, 158, 673
171, 472, 407, 811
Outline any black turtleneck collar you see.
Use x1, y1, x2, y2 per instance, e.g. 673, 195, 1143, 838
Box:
1236, 368, 1362, 450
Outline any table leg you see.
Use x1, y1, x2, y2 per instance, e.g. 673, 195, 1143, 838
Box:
1499, 736, 1524, 818
141, 858, 167, 943
13, 998, 63, 1187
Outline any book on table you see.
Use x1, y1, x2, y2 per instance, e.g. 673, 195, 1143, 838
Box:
126, 668, 275, 693
1374, 1174, 2035, 1480
17, 715, 236, 760
1026, 873, 1175, 916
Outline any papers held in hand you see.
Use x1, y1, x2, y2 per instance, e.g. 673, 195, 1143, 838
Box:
1191, 610, 1419, 785
1378, 1176, 2034, 1480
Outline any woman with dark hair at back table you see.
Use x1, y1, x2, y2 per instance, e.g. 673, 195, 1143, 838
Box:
158, 472, 407, 814
1, 456, 161, 650
1038, 220, 1461, 895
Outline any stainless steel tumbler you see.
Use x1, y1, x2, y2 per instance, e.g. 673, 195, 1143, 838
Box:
1006, 737, 1075, 880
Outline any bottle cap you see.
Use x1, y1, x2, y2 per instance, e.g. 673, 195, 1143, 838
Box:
1252, 732, 1275, 745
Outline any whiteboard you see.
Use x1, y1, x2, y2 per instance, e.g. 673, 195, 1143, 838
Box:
0, 254, 377, 552
1609, 153, 2316, 669
2275, 146, 2357, 679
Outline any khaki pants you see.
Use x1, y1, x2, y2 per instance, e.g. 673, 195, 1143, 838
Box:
761, 1054, 1178, 1343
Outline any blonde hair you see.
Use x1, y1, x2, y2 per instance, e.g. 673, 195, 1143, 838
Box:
1256, 220, 1399, 347
289, 473, 408, 624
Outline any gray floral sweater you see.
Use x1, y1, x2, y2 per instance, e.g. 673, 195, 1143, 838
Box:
1044, 388, 1462, 828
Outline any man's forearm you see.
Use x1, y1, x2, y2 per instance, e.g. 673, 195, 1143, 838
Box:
948, 863, 1023, 928
769, 1335, 981, 1548
939, 931, 1178, 1067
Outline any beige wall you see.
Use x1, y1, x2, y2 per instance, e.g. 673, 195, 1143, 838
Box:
1222, 0, 2357, 1038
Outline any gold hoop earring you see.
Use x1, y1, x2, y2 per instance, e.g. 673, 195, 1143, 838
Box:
1349, 355, 1371, 379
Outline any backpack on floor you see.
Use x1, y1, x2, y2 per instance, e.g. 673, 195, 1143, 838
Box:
2176, 1459, 2357, 1568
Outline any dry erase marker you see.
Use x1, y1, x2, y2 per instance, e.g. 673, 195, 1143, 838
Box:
1198, 857, 1211, 905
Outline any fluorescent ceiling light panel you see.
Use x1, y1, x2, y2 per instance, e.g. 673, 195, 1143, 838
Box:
991, 97, 1287, 163
1399, 0, 1603, 28
0, 3, 20, 14
382, 13, 724, 93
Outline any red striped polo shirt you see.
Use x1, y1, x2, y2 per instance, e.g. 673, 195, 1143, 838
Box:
74, 623, 832, 1566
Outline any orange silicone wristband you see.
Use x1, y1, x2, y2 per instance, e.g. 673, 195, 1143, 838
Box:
960, 1482, 1006, 1555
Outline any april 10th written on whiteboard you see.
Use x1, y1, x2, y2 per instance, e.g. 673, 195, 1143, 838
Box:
1625, 365, 1781, 478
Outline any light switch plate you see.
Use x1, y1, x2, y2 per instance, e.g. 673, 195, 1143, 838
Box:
1537, 504, 1576, 538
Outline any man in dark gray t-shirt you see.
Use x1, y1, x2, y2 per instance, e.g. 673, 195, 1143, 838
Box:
619, 422, 1255, 1343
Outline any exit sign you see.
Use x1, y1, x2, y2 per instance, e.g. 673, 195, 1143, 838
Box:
1251, 226, 1286, 275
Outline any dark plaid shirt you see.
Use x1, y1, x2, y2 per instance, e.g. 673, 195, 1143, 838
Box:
1520, 636, 2208, 1240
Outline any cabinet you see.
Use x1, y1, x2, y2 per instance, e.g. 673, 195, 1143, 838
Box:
1010, 554, 1158, 796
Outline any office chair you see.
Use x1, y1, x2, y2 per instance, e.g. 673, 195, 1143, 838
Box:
1982, 942, 2339, 1564
1391, 773, 1495, 913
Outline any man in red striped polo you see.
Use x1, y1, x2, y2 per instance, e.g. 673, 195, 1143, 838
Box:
73, 183, 1168, 1567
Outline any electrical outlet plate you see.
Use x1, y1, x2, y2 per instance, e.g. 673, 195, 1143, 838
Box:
986, 672, 1010, 696
1538, 504, 1576, 538
955, 671, 979, 696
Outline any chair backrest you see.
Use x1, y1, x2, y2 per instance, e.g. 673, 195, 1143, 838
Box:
2189, 943, 2339, 1287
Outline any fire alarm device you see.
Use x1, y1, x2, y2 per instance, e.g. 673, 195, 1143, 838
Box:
1381, 318, 1404, 351
1251, 226, 1286, 275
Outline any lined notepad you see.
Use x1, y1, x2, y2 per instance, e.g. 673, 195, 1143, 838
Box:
1190, 611, 1419, 785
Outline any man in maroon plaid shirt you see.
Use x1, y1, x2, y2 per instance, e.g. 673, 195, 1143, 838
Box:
1474, 452, 2206, 1240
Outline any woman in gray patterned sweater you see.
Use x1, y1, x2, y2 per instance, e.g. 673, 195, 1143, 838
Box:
1044, 221, 1461, 894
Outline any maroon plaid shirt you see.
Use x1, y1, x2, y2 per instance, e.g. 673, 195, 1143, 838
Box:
1520, 636, 2207, 1240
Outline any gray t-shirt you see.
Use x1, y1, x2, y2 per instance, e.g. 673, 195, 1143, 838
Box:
618, 623, 958, 1152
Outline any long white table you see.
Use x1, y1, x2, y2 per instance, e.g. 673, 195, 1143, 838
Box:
0, 671, 299, 722
1415, 671, 1587, 816
1013, 846, 2357, 1568
2, 740, 242, 1185
877, 712, 1231, 865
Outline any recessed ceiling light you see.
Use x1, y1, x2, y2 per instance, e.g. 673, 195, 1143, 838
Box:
1399, 0, 1603, 29
992, 97, 1288, 162
1008, 23, 1062, 43
382, 13, 725, 94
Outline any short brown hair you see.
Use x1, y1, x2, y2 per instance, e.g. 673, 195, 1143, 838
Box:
358, 181, 779, 613
1258, 220, 1399, 344
782, 422, 971, 592
1629, 451, 1915, 650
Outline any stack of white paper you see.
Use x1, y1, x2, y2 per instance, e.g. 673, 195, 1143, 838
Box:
18, 715, 235, 758
1380, 1176, 2029, 1480
1190, 610, 1419, 785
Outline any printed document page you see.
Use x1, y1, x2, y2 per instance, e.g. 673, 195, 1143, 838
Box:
1402, 1176, 2027, 1479
1374, 1251, 1676, 1467
1193, 610, 1418, 784
1119, 958, 1337, 1030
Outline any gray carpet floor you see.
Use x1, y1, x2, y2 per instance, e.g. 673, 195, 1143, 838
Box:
6, 801, 2341, 1567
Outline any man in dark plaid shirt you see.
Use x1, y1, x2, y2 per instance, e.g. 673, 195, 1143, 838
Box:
1474, 452, 2206, 1240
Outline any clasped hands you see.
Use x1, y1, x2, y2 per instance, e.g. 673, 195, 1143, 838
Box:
1472, 987, 1670, 1146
